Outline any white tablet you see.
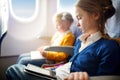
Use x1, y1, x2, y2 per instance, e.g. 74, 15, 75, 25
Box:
24, 64, 57, 80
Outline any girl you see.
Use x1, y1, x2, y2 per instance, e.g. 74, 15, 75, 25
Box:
63, 0, 120, 79
17, 12, 75, 66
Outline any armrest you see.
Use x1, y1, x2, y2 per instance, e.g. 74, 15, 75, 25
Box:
44, 46, 74, 55
90, 76, 120, 80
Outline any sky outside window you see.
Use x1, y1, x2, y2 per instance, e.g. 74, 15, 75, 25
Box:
12, 0, 35, 18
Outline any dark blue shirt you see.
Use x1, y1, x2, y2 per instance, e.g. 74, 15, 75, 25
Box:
70, 38, 120, 76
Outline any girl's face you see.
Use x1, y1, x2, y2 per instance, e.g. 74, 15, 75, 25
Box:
55, 20, 71, 32
75, 7, 99, 34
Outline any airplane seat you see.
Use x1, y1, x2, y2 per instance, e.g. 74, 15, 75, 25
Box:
90, 76, 120, 80
0, 31, 7, 44
70, 25, 82, 38
113, 38, 120, 45
0, 31, 7, 54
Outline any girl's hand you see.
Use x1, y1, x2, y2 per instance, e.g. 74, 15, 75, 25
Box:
40, 50, 47, 57
37, 46, 47, 57
64, 72, 89, 80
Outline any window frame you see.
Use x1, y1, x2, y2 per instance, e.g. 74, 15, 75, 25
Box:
9, 0, 39, 22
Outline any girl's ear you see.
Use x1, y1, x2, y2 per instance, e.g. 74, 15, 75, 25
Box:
92, 12, 100, 20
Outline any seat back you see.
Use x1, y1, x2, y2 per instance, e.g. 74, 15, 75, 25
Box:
0, 31, 7, 55
113, 38, 120, 45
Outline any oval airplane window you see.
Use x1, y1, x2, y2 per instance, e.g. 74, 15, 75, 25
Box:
10, 0, 38, 22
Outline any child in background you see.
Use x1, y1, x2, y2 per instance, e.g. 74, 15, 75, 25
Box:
17, 12, 75, 66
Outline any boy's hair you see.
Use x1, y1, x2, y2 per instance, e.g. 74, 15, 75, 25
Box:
53, 12, 74, 23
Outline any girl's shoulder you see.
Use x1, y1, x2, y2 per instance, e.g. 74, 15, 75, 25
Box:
98, 38, 120, 49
